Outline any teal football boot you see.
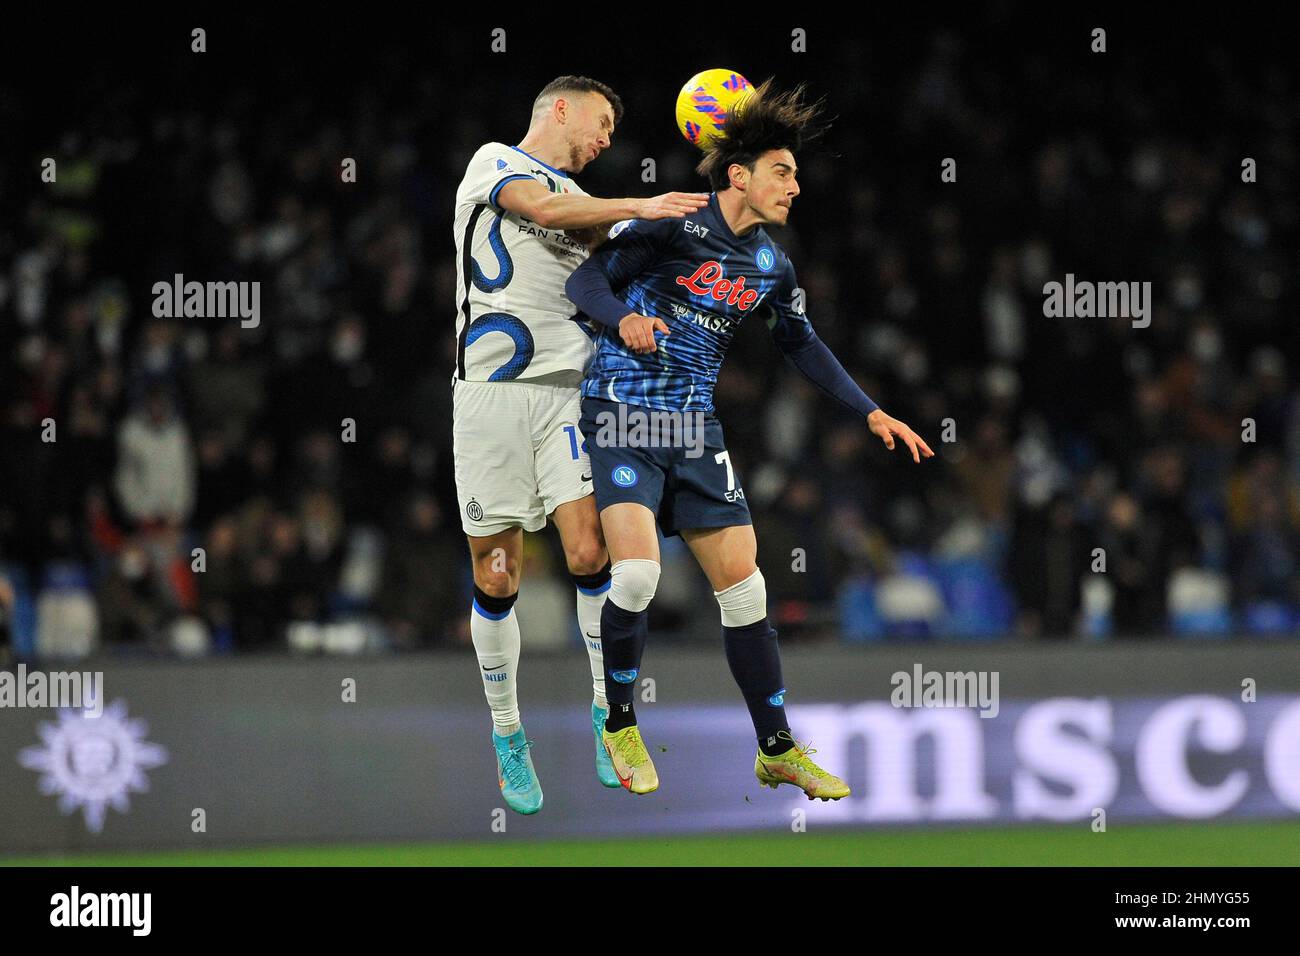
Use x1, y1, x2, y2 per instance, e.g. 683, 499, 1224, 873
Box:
592, 702, 621, 788
492, 727, 543, 814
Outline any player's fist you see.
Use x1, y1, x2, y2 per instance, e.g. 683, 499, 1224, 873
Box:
619, 313, 670, 354
635, 192, 710, 221
866, 409, 935, 464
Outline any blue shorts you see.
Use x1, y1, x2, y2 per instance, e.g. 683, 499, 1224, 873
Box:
579, 397, 751, 538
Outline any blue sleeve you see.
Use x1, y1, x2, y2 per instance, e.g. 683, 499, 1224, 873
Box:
782, 335, 880, 417
489, 174, 532, 208
766, 259, 880, 417
565, 219, 674, 330
566, 264, 633, 330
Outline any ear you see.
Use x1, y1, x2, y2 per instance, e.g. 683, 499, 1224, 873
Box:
553, 96, 568, 124
727, 162, 748, 191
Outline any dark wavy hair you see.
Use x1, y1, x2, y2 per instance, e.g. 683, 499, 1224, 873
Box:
533, 75, 624, 125
696, 79, 828, 191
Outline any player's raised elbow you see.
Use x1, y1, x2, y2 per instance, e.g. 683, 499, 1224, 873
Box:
529, 197, 561, 230
497, 180, 560, 229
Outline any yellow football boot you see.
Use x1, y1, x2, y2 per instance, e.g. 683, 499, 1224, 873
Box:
601, 724, 659, 794
755, 732, 850, 801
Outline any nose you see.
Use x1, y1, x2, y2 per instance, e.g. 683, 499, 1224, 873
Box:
789, 177, 800, 198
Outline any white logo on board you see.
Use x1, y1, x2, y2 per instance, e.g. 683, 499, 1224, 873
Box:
19, 700, 168, 833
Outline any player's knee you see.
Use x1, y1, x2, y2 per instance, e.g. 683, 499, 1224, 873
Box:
564, 539, 608, 577
609, 558, 660, 613
473, 551, 519, 596
474, 571, 517, 599
714, 567, 767, 627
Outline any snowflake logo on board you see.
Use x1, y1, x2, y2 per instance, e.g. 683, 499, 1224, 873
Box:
19, 700, 168, 833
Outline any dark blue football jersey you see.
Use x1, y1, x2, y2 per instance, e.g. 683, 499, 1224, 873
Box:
575, 193, 815, 413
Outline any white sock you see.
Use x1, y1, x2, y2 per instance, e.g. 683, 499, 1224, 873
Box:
471, 602, 521, 735
575, 586, 608, 709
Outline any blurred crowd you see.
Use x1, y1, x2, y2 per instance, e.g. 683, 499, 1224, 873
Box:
1, 22, 1297, 659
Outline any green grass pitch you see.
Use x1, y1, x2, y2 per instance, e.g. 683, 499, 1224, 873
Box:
4, 820, 1298, 866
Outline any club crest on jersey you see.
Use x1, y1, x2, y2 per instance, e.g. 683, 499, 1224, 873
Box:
612, 465, 638, 487
755, 246, 775, 272
675, 260, 759, 311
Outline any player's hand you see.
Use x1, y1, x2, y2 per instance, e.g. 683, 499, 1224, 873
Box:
619, 313, 670, 354
567, 225, 603, 247
867, 409, 935, 463
635, 192, 710, 221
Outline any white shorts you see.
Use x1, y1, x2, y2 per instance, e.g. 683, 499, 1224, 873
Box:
452, 379, 594, 536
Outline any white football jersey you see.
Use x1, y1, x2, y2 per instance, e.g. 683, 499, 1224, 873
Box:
452, 142, 596, 384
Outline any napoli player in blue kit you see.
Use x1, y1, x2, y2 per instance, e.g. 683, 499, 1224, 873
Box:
565, 81, 934, 798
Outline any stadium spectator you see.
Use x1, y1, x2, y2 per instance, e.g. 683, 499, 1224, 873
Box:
112, 384, 196, 529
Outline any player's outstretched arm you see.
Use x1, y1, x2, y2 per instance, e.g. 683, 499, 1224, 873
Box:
776, 333, 933, 463
496, 179, 707, 231
769, 259, 934, 463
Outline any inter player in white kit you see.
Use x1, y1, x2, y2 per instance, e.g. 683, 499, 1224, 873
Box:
452, 75, 708, 813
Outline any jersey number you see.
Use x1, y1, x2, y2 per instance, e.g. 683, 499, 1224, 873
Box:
714, 451, 735, 491
563, 425, 588, 460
